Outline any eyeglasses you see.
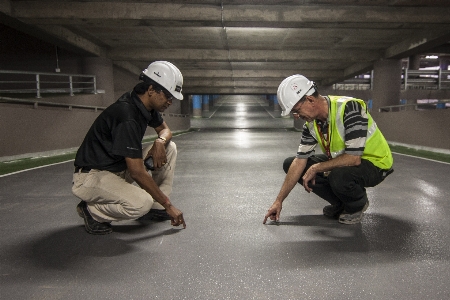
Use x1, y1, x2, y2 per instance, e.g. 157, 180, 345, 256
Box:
155, 87, 173, 101
291, 99, 306, 117
162, 90, 174, 101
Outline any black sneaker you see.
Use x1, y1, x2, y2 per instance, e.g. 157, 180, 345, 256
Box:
137, 209, 171, 221
76, 201, 112, 235
323, 203, 344, 218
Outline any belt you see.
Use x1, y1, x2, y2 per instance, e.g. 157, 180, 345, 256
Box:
74, 166, 91, 173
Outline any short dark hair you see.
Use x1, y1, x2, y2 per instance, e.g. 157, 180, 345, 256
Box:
133, 73, 166, 95
133, 81, 151, 95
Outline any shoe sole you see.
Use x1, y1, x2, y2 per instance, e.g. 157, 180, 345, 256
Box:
338, 201, 369, 225
77, 204, 112, 235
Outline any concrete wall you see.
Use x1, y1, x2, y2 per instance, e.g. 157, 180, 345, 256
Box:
374, 109, 450, 150
0, 26, 189, 159
0, 101, 102, 157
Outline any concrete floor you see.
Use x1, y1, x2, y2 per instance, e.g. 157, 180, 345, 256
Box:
1, 95, 450, 300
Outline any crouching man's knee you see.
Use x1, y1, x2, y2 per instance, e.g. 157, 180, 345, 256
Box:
125, 193, 153, 219
166, 141, 177, 157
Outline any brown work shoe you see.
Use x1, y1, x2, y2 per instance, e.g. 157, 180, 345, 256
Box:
76, 201, 112, 235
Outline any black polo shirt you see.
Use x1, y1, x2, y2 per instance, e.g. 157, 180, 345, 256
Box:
74, 91, 163, 172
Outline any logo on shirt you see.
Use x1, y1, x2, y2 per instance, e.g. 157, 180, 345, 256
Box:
126, 146, 139, 151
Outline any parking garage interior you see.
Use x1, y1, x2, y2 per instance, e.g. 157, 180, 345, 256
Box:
1, 1, 450, 299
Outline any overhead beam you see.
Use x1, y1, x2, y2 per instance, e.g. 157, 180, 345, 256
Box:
0, 0, 11, 15
36, 25, 107, 57
183, 69, 343, 78
12, 2, 450, 26
322, 62, 374, 86
113, 61, 143, 76
385, 31, 450, 59
183, 87, 277, 95
185, 80, 281, 88
109, 49, 381, 62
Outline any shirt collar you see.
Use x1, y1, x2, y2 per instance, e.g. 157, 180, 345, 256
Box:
131, 91, 153, 124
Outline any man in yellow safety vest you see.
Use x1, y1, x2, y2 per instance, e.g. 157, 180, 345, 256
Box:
263, 74, 393, 225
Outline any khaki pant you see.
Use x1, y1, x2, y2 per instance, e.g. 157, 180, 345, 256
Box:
72, 142, 177, 222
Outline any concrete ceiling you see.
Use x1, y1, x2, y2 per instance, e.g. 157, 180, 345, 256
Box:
1, 0, 450, 95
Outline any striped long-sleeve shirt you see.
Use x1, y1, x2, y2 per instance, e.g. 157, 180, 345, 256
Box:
296, 96, 368, 159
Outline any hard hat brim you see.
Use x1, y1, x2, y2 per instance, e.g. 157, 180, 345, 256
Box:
171, 91, 183, 100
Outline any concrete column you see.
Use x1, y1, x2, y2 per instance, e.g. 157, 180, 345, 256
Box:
180, 94, 190, 115
192, 95, 202, 118
440, 58, 449, 71
440, 58, 450, 82
272, 94, 280, 112
82, 57, 114, 106
268, 94, 274, 108
408, 55, 421, 70
372, 59, 402, 112
202, 94, 209, 112
210, 95, 216, 106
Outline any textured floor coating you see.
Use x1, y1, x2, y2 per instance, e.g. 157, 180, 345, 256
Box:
1, 95, 450, 299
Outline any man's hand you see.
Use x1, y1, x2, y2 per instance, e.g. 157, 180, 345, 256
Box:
147, 139, 167, 169
302, 164, 318, 193
165, 204, 186, 229
263, 201, 282, 224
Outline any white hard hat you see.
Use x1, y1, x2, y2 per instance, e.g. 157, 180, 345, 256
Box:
277, 74, 316, 116
141, 61, 183, 100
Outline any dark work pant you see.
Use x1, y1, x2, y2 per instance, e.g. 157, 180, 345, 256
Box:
283, 155, 386, 213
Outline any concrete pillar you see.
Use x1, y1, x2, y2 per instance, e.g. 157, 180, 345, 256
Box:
272, 94, 280, 112
408, 55, 421, 70
440, 58, 449, 71
210, 95, 216, 106
440, 58, 450, 82
82, 57, 114, 106
268, 94, 274, 108
192, 95, 202, 118
180, 94, 190, 115
372, 59, 402, 112
202, 94, 209, 112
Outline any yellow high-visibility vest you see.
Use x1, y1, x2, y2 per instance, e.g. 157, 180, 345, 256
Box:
306, 96, 393, 170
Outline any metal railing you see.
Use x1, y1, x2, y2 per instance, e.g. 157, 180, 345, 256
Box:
334, 69, 450, 90
403, 69, 450, 90
334, 71, 373, 91
0, 70, 97, 98
379, 100, 449, 112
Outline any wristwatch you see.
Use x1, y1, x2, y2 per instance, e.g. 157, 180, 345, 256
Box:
158, 136, 166, 143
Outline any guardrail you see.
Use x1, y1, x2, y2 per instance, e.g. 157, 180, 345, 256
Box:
379, 100, 449, 112
0, 70, 97, 98
0, 96, 106, 112
334, 69, 450, 90
403, 69, 450, 90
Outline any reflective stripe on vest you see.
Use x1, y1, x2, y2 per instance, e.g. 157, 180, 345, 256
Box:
306, 96, 393, 170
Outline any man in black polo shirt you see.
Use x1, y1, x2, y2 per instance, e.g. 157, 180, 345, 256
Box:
72, 61, 186, 234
